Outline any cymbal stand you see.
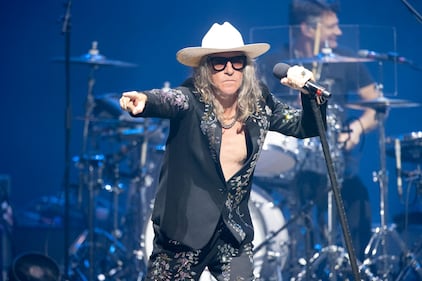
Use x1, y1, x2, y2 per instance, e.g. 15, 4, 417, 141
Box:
122, 120, 154, 278
103, 161, 125, 239
74, 42, 100, 281
72, 154, 105, 281
139, 119, 152, 224
60, 0, 72, 278
81, 42, 100, 156
364, 102, 422, 280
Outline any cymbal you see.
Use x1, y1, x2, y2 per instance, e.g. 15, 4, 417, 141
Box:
52, 52, 137, 68
346, 97, 421, 111
386, 131, 422, 163
286, 52, 374, 64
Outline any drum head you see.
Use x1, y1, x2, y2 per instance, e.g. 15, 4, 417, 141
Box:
255, 131, 301, 180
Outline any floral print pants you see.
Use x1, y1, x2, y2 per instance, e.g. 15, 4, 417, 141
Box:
145, 221, 255, 281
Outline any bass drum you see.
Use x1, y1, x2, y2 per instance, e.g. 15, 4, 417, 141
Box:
142, 185, 289, 280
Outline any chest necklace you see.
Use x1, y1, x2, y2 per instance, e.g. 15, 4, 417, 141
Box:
221, 118, 237, 130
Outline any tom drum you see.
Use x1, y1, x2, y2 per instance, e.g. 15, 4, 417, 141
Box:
255, 131, 302, 181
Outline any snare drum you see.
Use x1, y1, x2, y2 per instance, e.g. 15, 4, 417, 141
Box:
142, 185, 289, 280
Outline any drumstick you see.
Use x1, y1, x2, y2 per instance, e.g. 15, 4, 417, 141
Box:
312, 22, 321, 79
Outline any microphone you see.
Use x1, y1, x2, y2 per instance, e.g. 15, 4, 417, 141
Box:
272, 63, 331, 98
358, 49, 412, 64
394, 138, 403, 198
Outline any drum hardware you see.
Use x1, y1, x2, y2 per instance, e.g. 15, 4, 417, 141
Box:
53, 41, 140, 280
394, 240, 422, 281
286, 182, 375, 281
72, 45, 134, 250
113, 117, 167, 279
72, 154, 107, 281
68, 228, 130, 281
347, 95, 422, 280
103, 182, 125, 239
70, 139, 159, 280
66, 42, 138, 158
293, 245, 382, 281
253, 187, 329, 280
386, 131, 422, 164
70, 154, 135, 280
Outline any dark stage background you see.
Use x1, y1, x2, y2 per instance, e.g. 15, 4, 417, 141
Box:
1, 0, 422, 272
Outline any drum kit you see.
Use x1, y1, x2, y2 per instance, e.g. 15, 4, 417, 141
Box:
53, 44, 422, 281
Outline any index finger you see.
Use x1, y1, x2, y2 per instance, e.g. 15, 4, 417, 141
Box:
122, 91, 140, 99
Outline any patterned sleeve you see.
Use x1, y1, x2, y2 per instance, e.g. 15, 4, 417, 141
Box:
267, 91, 327, 139
135, 88, 190, 119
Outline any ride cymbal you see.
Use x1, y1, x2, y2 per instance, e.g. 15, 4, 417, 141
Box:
53, 53, 137, 67
52, 41, 137, 68
346, 96, 421, 111
286, 52, 374, 64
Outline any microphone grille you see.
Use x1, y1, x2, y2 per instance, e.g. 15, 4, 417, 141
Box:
272, 63, 290, 79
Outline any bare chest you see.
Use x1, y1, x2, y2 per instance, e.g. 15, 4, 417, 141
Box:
219, 122, 247, 180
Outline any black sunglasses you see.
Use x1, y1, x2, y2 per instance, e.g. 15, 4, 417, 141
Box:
208, 55, 247, 72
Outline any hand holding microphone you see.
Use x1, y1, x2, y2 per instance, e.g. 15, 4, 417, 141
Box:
273, 63, 331, 98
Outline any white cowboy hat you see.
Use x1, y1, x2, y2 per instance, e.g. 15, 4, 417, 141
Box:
176, 22, 270, 67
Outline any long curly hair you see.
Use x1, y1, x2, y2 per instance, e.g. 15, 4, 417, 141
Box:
192, 55, 263, 123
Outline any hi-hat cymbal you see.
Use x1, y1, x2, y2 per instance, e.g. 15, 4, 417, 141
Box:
346, 96, 421, 111
286, 52, 374, 64
53, 52, 138, 67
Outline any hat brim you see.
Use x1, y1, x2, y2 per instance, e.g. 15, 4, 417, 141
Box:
176, 43, 270, 67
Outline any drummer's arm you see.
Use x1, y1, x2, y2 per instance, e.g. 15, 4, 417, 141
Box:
357, 83, 379, 133
339, 83, 379, 150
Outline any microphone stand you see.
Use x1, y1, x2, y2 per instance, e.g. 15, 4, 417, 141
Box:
308, 94, 361, 281
401, 0, 422, 24
61, 0, 72, 279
